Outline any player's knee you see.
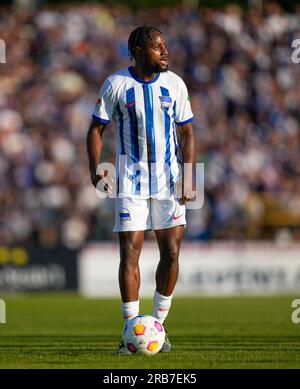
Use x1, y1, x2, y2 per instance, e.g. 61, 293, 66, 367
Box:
160, 245, 179, 264
120, 243, 140, 267
120, 257, 139, 274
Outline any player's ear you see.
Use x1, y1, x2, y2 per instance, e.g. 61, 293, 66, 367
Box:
134, 46, 142, 60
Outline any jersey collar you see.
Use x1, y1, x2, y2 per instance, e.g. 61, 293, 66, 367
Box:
128, 66, 160, 84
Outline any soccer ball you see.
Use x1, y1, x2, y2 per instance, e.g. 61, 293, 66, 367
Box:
123, 315, 165, 355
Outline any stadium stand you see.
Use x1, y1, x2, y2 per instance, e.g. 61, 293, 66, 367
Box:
0, 2, 300, 247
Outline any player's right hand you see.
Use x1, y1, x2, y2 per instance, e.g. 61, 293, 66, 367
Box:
91, 173, 101, 188
91, 170, 114, 195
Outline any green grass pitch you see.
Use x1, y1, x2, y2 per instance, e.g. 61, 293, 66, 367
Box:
0, 293, 300, 369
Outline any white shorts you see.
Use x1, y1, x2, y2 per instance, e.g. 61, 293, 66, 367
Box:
113, 196, 186, 232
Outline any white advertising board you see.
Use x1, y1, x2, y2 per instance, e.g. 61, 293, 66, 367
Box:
79, 243, 300, 297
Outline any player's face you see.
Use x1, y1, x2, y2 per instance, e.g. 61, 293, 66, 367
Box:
140, 32, 168, 74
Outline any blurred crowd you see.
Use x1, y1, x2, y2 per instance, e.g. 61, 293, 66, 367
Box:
1, 1, 300, 248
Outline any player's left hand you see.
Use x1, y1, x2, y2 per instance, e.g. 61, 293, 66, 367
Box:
180, 172, 196, 205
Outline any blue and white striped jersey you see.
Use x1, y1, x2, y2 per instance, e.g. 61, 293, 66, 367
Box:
92, 66, 193, 198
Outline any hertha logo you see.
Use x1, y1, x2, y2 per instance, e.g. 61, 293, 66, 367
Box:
119, 210, 131, 224
158, 96, 172, 110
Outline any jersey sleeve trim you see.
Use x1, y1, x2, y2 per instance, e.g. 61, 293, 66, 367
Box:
175, 117, 193, 126
92, 114, 110, 124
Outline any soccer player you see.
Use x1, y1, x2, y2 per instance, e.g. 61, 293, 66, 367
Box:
87, 26, 195, 354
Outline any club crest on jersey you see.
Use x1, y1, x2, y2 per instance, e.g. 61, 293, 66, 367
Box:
119, 210, 131, 224
159, 96, 172, 110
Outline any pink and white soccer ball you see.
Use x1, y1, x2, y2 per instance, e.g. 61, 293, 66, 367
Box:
123, 315, 165, 355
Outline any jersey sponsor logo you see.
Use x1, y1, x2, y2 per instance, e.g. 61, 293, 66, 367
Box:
119, 209, 131, 224
125, 101, 137, 108
158, 95, 172, 110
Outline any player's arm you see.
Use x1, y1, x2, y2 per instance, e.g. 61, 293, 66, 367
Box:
87, 77, 115, 189
86, 118, 108, 188
177, 121, 196, 204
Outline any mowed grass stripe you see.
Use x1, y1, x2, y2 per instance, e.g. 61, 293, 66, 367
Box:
0, 294, 300, 368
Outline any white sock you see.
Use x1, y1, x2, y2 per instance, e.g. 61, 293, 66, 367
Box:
121, 300, 139, 322
151, 290, 173, 324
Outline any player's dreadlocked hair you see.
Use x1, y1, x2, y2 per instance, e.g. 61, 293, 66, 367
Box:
128, 26, 162, 60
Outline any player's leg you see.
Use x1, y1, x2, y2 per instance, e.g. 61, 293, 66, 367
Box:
113, 196, 150, 354
153, 225, 184, 321
151, 196, 186, 320
113, 196, 150, 321
152, 225, 184, 353
118, 230, 144, 319
150, 197, 186, 352
115, 230, 144, 355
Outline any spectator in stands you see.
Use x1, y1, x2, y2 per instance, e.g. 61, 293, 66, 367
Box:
0, 2, 299, 247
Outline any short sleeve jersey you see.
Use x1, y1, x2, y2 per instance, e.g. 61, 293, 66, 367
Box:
93, 66, 193, 198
